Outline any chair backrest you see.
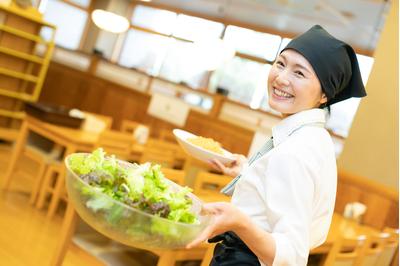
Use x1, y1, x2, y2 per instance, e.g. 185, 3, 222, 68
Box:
158, 128, 177, 143
161, 167, 186, 186
82, 112, 113, 133
97, 130, 134, 159
120, 119, 146, 134
120, 119, 150, 145
140, 139, 181, 168
193, 171, 232, 194
359, 233, 390, 266
323, 235, 367, 266
374, 228, 399, 266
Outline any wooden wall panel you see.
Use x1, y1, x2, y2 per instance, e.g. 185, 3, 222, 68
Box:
78, 78, 108, 113
361, 193, 392, 229
334, 183, 363, 214
335, 171, 399, 230
385, 202, 399, 229
39, 62, 253, 155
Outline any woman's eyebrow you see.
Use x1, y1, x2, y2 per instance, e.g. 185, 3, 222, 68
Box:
294, 64, 311, 75
280, 54, 311, 74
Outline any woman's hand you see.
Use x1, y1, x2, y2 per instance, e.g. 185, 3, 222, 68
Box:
208, 154, 247, 177
186, 202, 250, 249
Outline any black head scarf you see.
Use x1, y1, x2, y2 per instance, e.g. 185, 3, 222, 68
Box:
281, 25, 367, 106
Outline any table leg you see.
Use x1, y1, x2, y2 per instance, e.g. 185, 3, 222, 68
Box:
157, 251, 177, 266
2, 120, 29, 190
200, 243, 216, 266
49, 201, 78, 266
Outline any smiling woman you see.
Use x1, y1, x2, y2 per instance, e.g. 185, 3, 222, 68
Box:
186, 25, 367, 266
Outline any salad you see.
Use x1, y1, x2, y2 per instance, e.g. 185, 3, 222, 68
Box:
66, 148, 207, 248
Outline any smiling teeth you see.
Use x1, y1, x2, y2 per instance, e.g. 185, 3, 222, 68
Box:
274, 88, 293, 98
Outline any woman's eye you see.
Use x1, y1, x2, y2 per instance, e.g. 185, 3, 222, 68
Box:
295, 71, 305, 77
276, 61, 284, 67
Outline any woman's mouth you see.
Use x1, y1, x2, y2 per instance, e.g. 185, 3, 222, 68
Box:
273, 88, 294, 99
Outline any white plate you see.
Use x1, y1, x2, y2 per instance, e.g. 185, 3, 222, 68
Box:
173, 129, 235, 165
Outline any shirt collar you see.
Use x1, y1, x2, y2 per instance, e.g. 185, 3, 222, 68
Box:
272, 108, 327, 147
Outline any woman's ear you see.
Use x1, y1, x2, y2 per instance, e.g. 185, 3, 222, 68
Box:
320, 93, 328, 105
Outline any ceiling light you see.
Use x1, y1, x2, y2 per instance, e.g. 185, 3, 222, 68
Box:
91, 9, 129, 34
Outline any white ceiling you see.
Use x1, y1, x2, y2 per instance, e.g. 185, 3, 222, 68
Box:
145, 0, 392, 54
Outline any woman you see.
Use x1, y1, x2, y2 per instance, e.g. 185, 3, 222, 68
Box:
186, 25, 367, 266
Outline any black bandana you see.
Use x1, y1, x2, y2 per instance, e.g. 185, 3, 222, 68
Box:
281, 25, 367, 105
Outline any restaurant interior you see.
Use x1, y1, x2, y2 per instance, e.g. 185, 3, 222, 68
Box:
0, 0, 398, 265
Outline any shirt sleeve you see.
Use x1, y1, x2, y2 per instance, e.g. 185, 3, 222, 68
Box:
258, 152, 315, 266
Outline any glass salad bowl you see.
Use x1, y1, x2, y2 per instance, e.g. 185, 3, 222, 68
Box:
65, 151, 211, 250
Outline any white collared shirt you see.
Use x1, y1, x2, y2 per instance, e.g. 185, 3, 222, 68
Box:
231, 108, 337, 266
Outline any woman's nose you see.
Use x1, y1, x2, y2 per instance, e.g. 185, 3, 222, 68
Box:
275, 71, 290, 87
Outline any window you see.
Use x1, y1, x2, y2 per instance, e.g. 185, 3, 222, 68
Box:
119, 5, 224, 89
158, 39, 210, 88
173, 14, 224, 41
224, 25, 282, 61
211, 57, 271, 106
118, 29, 171, 75
68, 0, 90, 8
41, 0, 89, 50
131, 5, 177, 35
277, 37, 292, 54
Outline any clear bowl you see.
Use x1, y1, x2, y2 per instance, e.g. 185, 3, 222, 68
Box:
65, 154, 211, 250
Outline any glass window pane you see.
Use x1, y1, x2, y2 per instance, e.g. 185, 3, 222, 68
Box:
42, 0, 87, 50
158, 39, 209, 89
326, 98, 361, 137
212, 57, 270, 106
68, 0, 91, 8
118, 29, 171, 75
131, 5, 177, 35
277, 37, 292, 54
224, 25, 281, 61
356, 54, 374, 84
173, 14, 224, 41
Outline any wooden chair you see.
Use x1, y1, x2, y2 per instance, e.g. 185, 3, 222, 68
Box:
323, 235, 367, 266
158, 128, 176, 143
374, 228, 399, 266
140, 139, 182, 168
120, 119, 147, 134
21, 133, 63, 206
35, 114, 113, 218
193, 171, 232, 202
81, 112, 113, 133
161, 167, 186, 186
27, 112, 112, 206
97, 129, 135, 161
36, 162, 67, 219
359, 233, 390, 266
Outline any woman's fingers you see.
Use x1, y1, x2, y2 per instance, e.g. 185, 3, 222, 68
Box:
186, 224, 216, 249
208, 159, 226, 173
212, 159, 226, 171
